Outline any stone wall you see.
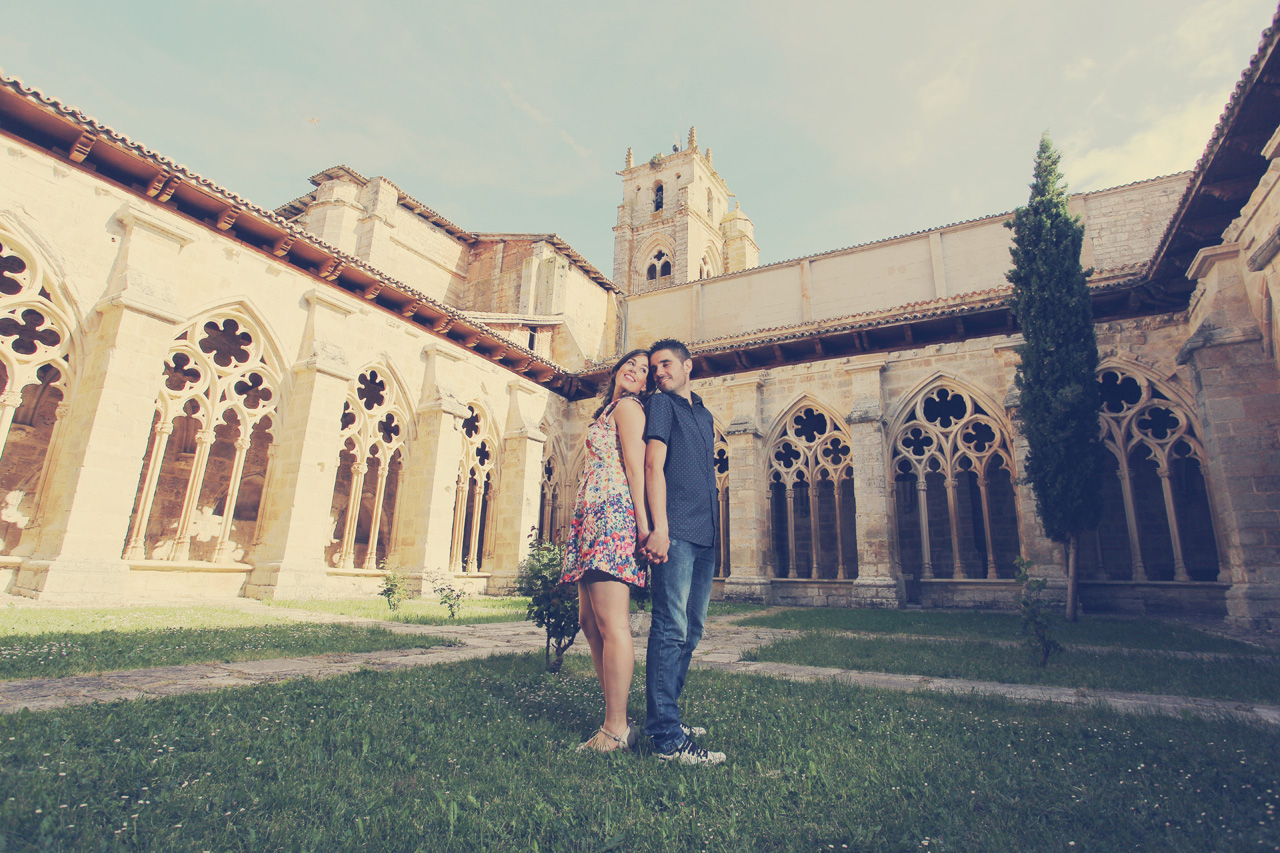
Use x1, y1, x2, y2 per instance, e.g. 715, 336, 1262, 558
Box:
623, 174, 1192, 353
0, 141, 557, 602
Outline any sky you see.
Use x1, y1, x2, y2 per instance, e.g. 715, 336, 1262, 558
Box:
1, 1, 1276, 275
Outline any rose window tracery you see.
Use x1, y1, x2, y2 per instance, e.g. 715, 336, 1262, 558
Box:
891, 384, 1020, 581
767, 402, 857, 579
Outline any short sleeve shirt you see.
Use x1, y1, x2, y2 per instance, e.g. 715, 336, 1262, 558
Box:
644, 390, 718, 547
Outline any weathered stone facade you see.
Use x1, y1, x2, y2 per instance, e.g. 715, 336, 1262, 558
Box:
2, 14, 1280, 628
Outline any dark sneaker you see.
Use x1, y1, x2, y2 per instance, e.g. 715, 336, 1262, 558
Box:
681, 723, 707, 738
656, 737, 725, 766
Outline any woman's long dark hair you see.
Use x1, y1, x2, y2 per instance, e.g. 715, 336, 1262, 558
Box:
592, 349, 652, 419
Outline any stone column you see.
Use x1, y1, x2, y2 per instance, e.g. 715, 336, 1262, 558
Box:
721, 373, 772, 602
845, 358, 901, 606
243, 289, 356, 599
14, 205, 189, 600
1183, 244, 1280, 629
487, 381, 548, 593
391, 344, 469, 588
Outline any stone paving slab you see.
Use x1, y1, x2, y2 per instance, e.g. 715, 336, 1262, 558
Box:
695, 654, 1280, 727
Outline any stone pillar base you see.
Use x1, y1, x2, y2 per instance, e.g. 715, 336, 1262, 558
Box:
722, 575, 772, 603
1226, 583, 1280, 631
251, 565, 327, 601
850, 576, 904, 608
13, 559, 131, 603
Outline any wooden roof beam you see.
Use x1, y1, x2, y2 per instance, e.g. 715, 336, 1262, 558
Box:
216, 207, 242, 231
68, 131, 96, 163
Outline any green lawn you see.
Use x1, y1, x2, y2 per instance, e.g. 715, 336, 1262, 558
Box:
0, 606, 448, 681
269, 596, 765, 623
735, 607, 1261, 654
267, 596, 531, 625
2, 654, 1275, 852
744, 632, 1280, 705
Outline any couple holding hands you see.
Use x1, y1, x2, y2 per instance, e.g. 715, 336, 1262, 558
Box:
561, 339, 725, 766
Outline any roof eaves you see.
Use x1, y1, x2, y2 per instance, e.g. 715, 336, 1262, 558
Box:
0, 73, 581, 393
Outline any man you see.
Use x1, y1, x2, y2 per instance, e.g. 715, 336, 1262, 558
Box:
641, 338, 725, 766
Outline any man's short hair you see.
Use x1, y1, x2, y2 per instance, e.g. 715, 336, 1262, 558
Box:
649, 338, 691, 362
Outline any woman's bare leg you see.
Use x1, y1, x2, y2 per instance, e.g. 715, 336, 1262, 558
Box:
578, 579, 605, 689
584, 579, 634, 738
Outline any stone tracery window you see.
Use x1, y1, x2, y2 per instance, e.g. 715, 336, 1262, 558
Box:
768, 402, 857, 579
125, 312, 280, 564
1083, 367, 1219, 582
891, 384, 1020, 581
699, 254, 715, 281
714, 428, 731, 578
326, 367, 408, 572
0, 235, 75, 554
538, 438, 578, 545
451, 404, 497, 573
646, 250, 672, 282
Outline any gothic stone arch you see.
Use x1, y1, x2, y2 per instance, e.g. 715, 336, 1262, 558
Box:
889, 379, 1021, 585
766, 398, 858, 579
1087, 362, 1221, 583
327, 363, 411, 571
124, 307, 282, 564
451, 402, 499, 573
0, 229, 78, 554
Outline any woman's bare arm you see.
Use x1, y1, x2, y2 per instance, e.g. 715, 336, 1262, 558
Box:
612, 397, 651, 544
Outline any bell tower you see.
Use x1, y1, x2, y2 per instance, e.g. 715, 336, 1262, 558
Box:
613, 127, 758, 296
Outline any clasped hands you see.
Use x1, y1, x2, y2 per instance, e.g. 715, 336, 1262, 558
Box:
637, 527, 669, 564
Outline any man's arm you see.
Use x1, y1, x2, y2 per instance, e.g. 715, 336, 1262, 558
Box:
644, 437, 670, 563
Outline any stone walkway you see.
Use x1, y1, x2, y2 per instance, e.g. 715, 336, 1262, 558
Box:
2, 602, 1278, 728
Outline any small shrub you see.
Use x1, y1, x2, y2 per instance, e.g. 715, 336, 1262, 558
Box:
378, 568, 411, 613
434, 581, 466, 619
1016, 557, 1062, 667
515, 534, 578, 672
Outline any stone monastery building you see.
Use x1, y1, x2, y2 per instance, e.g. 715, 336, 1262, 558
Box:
2, 14, 1280, 629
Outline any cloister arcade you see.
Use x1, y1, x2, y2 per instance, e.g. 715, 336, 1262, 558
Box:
0, 231, 1236, 611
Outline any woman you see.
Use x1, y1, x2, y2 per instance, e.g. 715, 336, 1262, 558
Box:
562, 349, 652, 752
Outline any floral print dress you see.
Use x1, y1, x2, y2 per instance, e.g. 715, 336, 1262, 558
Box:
561, 397, 645, 587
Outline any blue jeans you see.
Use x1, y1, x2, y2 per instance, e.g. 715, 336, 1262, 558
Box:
645, 538, 715, 752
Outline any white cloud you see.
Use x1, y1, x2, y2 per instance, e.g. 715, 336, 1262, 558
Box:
1064, 91, 1227, 190
1176, 0, 1266, 78
1063, 55, 1095, 81
916, 49, 976, 119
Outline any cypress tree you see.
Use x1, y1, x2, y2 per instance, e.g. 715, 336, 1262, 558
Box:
1005, 133, 1105, 621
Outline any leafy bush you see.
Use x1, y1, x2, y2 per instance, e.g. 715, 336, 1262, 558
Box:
1015, 557, 1062, 667
378, 569, 411, 613
434, 581, 466, 619
515, 536, 578, 672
